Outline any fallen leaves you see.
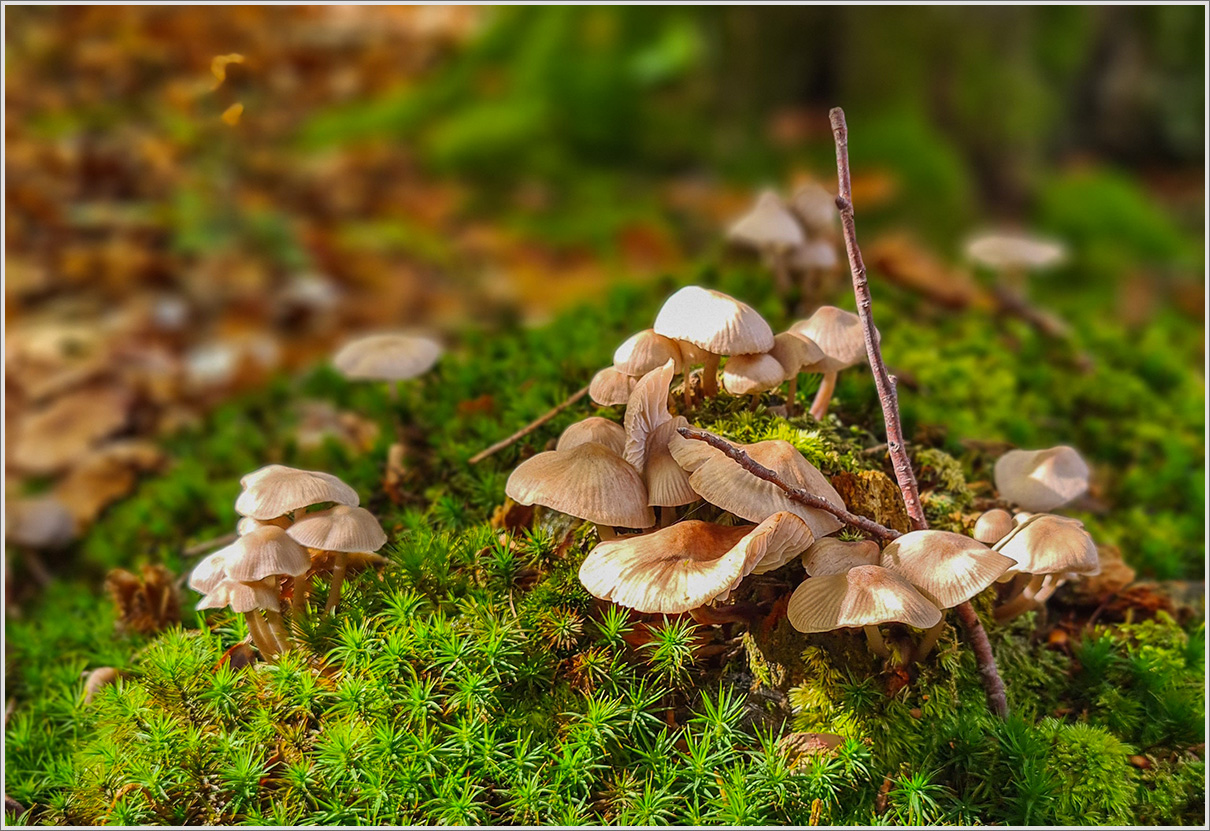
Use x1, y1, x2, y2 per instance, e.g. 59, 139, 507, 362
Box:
105, 564, 181, 636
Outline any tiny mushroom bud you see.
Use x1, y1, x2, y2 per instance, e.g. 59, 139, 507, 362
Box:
973, 509, 1015, 545
612, 329, 683, 376
332, 332, 442, 383
589, 366, 636, 407
287, 505, 388, 615
802, 536, 881, 576
789, 306, 876, 420
236, 464, 359, 521
994, 446, 1091, 512
556, 417, 627, 457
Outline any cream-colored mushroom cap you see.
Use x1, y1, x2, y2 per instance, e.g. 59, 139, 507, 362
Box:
993, 513, 1099, 576
613, 330, 683, 376
770, 332, 825, 377
789, 182, 839, 234
880, 530, 1014, 609
802, 537, 881, 576
578, 512, 812, 613
556, 417, 627, 457
196, 577, 279, 614
622, 362, 696, 507
668, 430, 844, 538
727, 190, 805, 251
589, 366, 636, 406
333, 333, 442, 381
994, 446, 1090, 512
788, 565, 941, 633
791, 239, 840, 271
965, 232, 1067, 271
652, 286, 774, 356
789, 307, 872, 374
973, 509, 1014, 545
236, 465, 359, 520
5, 496, 76, 549
189, 550, 229, 594
287, 505, 388, 553
676, 341, 710, 367
220, 526, 311, 582
722, 353, 787, 396
505, 442, 655, 529
237, 515, 293, 536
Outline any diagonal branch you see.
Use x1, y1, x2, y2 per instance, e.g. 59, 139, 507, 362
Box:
676, 426, 901, 542
469, 384, 590, 465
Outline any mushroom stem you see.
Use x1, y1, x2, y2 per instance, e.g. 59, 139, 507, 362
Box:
993, 591, 1038, 624
596, 525, 618, 542
772, 249, 792, 296
702, 353, 720, 397
749, 393, 761, 411
809, 371, 838, 420
914, 621, 946, 662
325, 551, 349, 614
863, 625, 891, 659
657, 508, 674, 529
1030, 574, 1064, 605
244, 611, 278, 659
786, 374, 798, 416
263, 607, 291, 652
291, 573, 311, 617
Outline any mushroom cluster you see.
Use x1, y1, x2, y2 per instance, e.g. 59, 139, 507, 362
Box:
189, 464, 387, 659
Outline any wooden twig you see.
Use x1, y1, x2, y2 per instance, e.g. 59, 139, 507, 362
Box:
468, 384, 590, 465
830, 107, 1008, 718
675, 426, 901, 542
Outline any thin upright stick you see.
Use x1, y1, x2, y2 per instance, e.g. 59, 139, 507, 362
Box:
829, 107, 1008, 718
468, 384, 590, 465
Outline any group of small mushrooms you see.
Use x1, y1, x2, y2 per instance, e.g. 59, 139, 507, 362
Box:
590, 285, 873, 421
189, 465, 387, 659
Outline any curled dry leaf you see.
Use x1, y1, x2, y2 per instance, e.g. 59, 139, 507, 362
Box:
105, 564, 181, 636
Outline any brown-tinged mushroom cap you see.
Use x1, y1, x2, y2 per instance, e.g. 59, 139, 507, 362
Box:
787, 564, 942, 633
993, 513, 1099, 576
505, 442, 655, 529
667, 430, 844, 538
556, 417, 627, 457
652, 286, 774, 356
788, 306, 873, 374
727, 190, 805, 252
9, 385, 130, 475
973, 509, 1014, 545
236, 465, 359, 520
220, 525, 312, 582
189, 550, 229, 594
5, 496, 76, 549
722, 353, 788, 396
196, 577, 279, 614
613, 329, 683, 376
578, 512, 811, 613
802, 537, 881, 576
789, 182, 839, 235
622, 361, 696, 507
676, 340, 710, 367
965, 231, 1067, 271
332, 332, 442, 382
770, 332, 825, 377
993, 446, 1090, 512
286, 505, 388, 553
880, 530, 1014, 609
589, 366, 636, 406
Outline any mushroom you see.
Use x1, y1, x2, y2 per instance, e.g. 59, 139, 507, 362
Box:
972, 509, 1014, 545
788, 182, 839, 237
965, 230, 1066, 296
216, 525, 312, 641
589, 366, 636, 407
622, 361, 697, 521
880, 530, 1014, 658
188, 549, 230, 595
993, 446, 1090, 513
196, 576, 285, 658
578, 512, 813, 613
652, 286, 774, 398
992, 513, 1099, 621
727, 190, 806, 296
235, 465, 359, 522
505, 441, 654, 540
332, 332, 443, 391
667, 429, 844, 539
236, 515, 294, 535
721, 353, 788, 409
769, 331, 825, 416
789, 306, 875, 420
612, 329, 683, 377
786, 564, 942, 660
801, 537, 881, 576
286, 504, 388, 614
556, 417, 627, 457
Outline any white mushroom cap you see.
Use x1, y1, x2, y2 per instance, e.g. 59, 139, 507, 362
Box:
613, 329, 683, 376
994, 446, 1090, 512
972, 509, 1014, 545
993, 513, 1099, 577
5, 496, 76, 549
965, 231, 1067, 271
505, 442, 655, 529
791, 239, 840, 271
787, 564, 941, 633
236, 465, 359, 520
802, 537, 881, 576
789, 307, 873, 374
556, 417, 627, 457
189, 550, 229, 594
286, 505, 388, 553
196, 577, 279, 614
333, 333, 442, 382
789, 182, 839, 235
880, 530, 1014, 609
727, 190, 805, 252
770, 332, 825, 378
667, 430, 845, 538
623, 361, 696, 507
652, 286, 774, 357
722, 353, 787, 396
589, 366, 636, 406
220, 525, 312, 582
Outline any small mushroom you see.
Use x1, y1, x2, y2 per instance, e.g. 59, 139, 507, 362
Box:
769, 332, 825, 416
992, 513, 1099, 621
188, 549, 230, 595
286, 505, 388, 615
788, 182, 839, 237
965, 230, 1066, 296
727, 190, 806, 296
5, 496, 77, 549
589, 366, 636, 407
789, 306, 875, 420
236, 465, 359, 521
196, 577, 285, 658
787, 564, 942, 659
556, 417, 627, 457
652, 286, 774, 398
802, 537, 881, 576
721, 353, 788, 409
972, 509, 1014, 545
612, 329, 683, 376
332, 332, 442, 388
216, 526, 312, 643
993, 446, 1090, 512
622, 361, 696, 518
